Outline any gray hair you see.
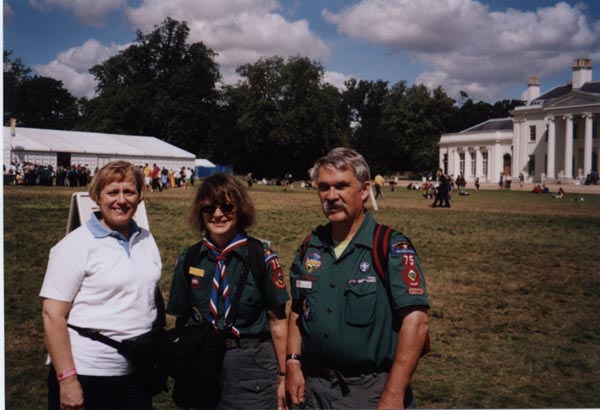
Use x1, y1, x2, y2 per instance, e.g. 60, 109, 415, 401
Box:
308, 147, 371, 184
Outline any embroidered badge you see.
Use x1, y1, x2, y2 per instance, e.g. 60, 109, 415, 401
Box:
191, 277, 201, 288
391, 240, 415, 255
359, 261, 370, 272
402, 266, 424, 295
303, 299, 311, 320
269, 257, 286, 289
304, 252, 322, 273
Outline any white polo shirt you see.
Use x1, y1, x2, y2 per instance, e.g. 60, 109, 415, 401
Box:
40, 214, 162, 376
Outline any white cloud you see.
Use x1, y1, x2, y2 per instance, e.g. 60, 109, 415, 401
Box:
324, 0, 600, 101
322, 71, 353, 90
28, 0, 126, 26
4, 2, 14, 21
125, 0, 329, 83
34, 39, 128, 98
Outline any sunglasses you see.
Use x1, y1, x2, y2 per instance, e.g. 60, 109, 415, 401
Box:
201, 203, 235, 214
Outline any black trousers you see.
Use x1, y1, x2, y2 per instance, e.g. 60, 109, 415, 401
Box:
48, 366, 152, 410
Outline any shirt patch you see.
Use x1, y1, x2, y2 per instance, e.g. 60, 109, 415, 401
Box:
191, 277, 201, 288
269, 256, 286, 290
296, 280, 314, 289
303, 298, 311, 320
390, 240, 415, 255
347, 276, 377, 286
359, 261, 370, 272
304, 252, 322, 273
402, 266, 424, 295
188, 266, 205, 277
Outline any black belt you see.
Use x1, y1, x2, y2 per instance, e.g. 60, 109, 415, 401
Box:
225, 333, 271, 349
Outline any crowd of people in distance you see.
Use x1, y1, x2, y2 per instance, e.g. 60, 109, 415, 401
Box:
142, 163, 195, 192
4, 161, 94, 187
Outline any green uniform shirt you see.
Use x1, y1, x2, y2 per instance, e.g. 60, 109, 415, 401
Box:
290, 212, 430, 373
167, 237, 289, 336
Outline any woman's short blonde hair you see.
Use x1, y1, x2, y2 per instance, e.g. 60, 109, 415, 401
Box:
88, 161, 145, 202
189, 173, 255, 234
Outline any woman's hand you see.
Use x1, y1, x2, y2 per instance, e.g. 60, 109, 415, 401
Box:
59, 376, 84, 409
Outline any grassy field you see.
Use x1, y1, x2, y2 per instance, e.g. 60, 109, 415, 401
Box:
4, 183, 600, 409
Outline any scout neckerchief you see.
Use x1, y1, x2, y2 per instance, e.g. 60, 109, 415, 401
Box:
202, 232, 247, 337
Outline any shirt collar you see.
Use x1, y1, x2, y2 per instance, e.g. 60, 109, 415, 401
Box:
86, 212, 141, 240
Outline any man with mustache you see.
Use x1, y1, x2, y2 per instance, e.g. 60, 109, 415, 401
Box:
286, 147, 430, 409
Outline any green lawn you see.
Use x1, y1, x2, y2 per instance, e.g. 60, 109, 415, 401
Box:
4, 184, 600, 409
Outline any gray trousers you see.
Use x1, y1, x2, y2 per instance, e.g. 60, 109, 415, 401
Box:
303, 372, 416, 409
218, 340, 279, 410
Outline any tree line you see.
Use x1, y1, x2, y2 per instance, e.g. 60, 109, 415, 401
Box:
3, 18, 524, 178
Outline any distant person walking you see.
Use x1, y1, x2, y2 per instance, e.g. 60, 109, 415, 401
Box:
432, 168, 450, 208
374, 173, 385, 199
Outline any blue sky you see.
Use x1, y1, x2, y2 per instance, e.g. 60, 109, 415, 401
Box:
3, 0, 600, 102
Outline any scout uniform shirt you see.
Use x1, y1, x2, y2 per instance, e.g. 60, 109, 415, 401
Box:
167, 238, 289, 336
290, 212, 430, 374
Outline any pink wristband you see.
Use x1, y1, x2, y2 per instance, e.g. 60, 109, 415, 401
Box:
56, 367, 77, 382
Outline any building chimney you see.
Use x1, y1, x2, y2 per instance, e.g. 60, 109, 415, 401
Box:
526, 76, 540, 104
572, 58, 592, 89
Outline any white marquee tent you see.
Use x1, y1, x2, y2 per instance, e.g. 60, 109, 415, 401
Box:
3, 127, 196, 171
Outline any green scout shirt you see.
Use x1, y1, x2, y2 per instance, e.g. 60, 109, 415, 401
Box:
167, 237, 289, 337
290, 212, 430, 373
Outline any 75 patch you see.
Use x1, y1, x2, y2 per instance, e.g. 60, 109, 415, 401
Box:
269, 256, 286, 289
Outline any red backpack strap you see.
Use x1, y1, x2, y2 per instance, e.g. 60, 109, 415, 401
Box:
372, 224, 393, 282
299, 232, 313, 262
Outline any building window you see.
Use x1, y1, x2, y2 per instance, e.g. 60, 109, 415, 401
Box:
528, 155, 535, 176
529, 125, 536, 142
482, 152, 488, 176
459, 152, 465, 176
573, 123, 578, 139
470, 152, 476, 176
443, 154, 448, 174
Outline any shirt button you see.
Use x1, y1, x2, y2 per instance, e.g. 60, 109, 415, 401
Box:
330, 282, 336, 288
324, 332, 330, 338
326, 307, 333, 313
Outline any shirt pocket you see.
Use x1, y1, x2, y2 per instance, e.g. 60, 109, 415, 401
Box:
344, 283, 377, 326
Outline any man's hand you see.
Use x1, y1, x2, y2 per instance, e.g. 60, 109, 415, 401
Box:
285, 360, 305, 406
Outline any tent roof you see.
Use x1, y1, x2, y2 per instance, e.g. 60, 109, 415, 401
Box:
4, 127, 195, 159
195, 158, 216, 167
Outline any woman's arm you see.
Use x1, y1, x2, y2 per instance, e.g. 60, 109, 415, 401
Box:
268, 304, 288, 410
42, 298, 84, 408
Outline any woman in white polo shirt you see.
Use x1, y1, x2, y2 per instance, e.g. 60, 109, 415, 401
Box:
40, 161, 162, 410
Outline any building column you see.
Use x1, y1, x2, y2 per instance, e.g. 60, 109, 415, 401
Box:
464, 149, 472, 180
546, 116, 556, 179
583, 113, 593, 175
512, 119, 521, 178
564, 114, 573, 179
475, 147, 482, 178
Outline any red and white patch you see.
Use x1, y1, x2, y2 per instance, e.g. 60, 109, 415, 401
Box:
402, 266, 423, 293
270, 257, 286, 289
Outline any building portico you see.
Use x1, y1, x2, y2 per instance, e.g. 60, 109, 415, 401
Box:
440, 58, 600, 184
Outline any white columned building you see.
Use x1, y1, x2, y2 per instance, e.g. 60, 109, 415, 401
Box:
439, 58, 600, 184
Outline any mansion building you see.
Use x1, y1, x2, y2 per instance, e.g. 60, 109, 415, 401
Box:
439, 58, 600, 184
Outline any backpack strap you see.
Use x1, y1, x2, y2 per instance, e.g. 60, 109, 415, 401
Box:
298, 232, 313, 262
372, 223, 431, 357
246, 237, 267, 297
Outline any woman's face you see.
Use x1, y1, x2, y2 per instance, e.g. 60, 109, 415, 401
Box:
202, 198, 238, 248
97, 177, 140, 236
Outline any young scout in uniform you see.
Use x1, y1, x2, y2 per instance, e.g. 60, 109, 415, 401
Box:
286, 148, 430, 409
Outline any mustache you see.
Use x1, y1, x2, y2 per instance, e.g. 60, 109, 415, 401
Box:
323, 200, 348, 213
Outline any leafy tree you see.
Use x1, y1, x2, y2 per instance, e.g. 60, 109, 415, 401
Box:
343, 79, 390, 172
381, 83, 456, 173
220, 56, 344, 178
4, 51, 78, 129
78, 18, 221, 157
